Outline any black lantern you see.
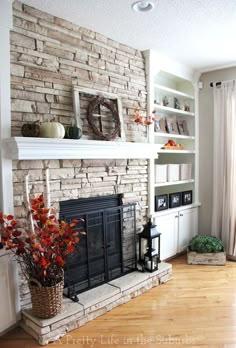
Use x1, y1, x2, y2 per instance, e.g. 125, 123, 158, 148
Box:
138, 218, 161, 272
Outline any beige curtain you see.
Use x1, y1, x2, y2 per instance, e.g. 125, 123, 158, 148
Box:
212, 81, 236, 256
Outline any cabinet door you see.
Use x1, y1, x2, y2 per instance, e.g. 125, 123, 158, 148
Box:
178, 207, 198, 253
0, 254, 18, 333
155, 212, 178, 260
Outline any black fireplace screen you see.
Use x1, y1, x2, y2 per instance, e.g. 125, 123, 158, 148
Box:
59, 195, 137, 300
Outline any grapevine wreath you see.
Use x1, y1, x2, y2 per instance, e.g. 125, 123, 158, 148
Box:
87, 96, 121, 140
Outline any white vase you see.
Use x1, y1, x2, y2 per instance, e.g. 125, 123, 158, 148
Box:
134, 124, 147, 143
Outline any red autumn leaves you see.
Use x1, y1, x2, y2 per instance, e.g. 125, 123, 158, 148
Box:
0, 194, 84, 277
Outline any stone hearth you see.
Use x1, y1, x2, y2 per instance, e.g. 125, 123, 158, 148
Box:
20, 262, 172, 345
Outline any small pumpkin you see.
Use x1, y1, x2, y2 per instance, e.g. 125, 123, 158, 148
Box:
40, 120, 65, 139
21, 121, 40, 137
64, 126, 82, 139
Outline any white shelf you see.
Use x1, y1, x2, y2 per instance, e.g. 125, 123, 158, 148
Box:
154, 132, 195, 140
157, 149, 195, 154
155, 179, 194, 187
152, 203, 201, 218
154, 84, 194, 100
154, 104, 195, 117
3, 137, 158, 160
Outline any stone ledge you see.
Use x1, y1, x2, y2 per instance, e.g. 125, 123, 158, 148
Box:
78, 283, 121, 310
22, 297, 84, 328
21, 262, 172, 345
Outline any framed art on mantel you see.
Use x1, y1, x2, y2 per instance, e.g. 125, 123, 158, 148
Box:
73, 86, 126, 141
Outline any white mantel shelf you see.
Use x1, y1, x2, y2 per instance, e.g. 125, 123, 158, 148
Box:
3, 137, 157, 160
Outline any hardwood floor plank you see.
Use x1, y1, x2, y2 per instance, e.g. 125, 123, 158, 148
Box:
1, 255, 236, 347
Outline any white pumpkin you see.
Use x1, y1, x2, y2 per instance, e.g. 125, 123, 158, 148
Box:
40, 121, 65, 139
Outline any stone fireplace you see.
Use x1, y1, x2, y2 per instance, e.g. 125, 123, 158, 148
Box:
12, 157, 148, 309
10, 156, 174, 347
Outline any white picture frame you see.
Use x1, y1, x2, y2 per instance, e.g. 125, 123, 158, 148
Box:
73, 86, 126, 141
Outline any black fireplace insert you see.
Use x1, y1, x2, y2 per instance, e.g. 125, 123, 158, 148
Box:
59, 195, 137, 301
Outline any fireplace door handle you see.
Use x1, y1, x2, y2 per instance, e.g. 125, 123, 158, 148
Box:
101, 244, 111, 249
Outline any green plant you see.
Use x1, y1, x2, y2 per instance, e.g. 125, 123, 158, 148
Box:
189, 235, 224, 253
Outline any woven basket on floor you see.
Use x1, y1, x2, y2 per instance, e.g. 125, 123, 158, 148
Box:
29, 277, 64, 319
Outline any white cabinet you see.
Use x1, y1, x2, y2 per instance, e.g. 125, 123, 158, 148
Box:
178, 207, 198, 253
154, 211, 178, 260
0, 252, 19, 334
154, 207, 198, 260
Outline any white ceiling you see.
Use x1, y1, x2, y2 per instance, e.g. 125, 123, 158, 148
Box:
21, 0, 236, 71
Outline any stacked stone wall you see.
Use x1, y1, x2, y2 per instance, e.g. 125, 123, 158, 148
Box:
10, 1, 148, 309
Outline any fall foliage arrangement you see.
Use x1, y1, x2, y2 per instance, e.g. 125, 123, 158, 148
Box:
132, 108, 156, 126
0, 194, 83, 287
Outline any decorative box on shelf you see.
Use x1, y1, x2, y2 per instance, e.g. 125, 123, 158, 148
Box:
155, 164, 167, 183
180, 164, 192, 180
167, 164, 180, 182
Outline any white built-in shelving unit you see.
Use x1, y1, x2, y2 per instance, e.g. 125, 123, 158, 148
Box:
143, 50, 200, 260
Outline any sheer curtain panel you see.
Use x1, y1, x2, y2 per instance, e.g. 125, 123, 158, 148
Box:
212, 81, 236, 257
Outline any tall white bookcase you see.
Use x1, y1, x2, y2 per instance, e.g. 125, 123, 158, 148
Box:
143, 50, 200, 260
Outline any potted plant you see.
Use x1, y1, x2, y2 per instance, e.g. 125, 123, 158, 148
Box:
187, 235, 226, 265
0, 193, 84, 318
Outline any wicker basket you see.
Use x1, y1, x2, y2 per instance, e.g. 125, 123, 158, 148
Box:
29, 277, 64, 319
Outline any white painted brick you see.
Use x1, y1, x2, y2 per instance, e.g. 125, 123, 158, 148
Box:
11, 63, 24, 77
13, 1, 23, 12
108, 167, 127, 175
24, 5, 55, 22
88, 177, 102, 183
87, 172, 108, 178
87, 166, 106, 172
103, 176, 118, 181
49, 168, 74, 179
36, 102, 50, 113
11, 31, 36, 49
12, 99, 36, 113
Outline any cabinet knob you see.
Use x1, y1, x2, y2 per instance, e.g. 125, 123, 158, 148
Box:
180, 214, 183, 217
175, 215, 178, 218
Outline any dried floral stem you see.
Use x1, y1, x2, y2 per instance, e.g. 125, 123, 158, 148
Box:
24, 173, 34, 234
43, 167, 51, 214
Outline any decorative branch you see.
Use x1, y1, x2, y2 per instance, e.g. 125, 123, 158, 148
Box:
43, 163, 51, 214
24, 173, 34, 234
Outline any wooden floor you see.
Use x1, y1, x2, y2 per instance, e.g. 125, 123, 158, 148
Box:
1, 255, 236, 348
